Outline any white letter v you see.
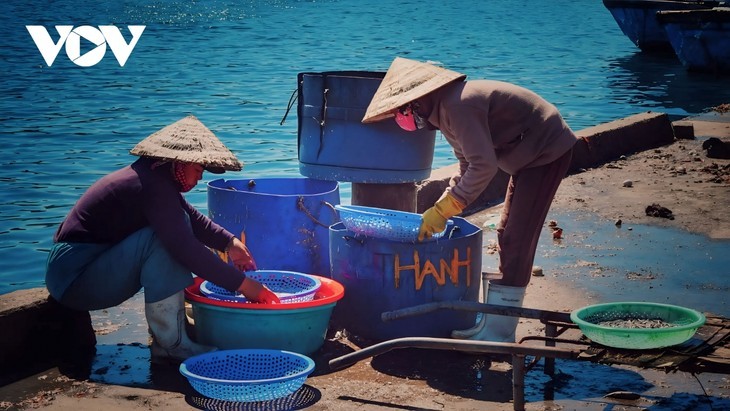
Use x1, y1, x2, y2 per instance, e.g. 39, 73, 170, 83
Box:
26, 25, 73, 67
100, 25, 145, 67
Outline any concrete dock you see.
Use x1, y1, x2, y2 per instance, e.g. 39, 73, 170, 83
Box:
1, 110, 728, 411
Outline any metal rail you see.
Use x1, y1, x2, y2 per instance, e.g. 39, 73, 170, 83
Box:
328, 337, 579, 370
380, 300, 573, 324
380, 300, 580, 379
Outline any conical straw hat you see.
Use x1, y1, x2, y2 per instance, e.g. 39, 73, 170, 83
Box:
362, 57, 466, 123
130, 115, 242, 173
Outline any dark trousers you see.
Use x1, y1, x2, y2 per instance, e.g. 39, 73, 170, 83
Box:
496, 148, 573, 287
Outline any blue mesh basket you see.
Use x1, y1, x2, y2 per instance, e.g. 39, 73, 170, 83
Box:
180, 349, 315, 402
199, 270, 321, 303
335, 204, 452, 242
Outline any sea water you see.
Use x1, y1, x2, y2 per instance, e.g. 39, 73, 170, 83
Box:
2, 0, 729, 295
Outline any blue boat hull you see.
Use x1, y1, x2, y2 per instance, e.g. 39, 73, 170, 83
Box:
658, 8, 730, 73
603, 0, 720, 52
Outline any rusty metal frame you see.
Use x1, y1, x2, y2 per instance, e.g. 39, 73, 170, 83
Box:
328, 300, 729, 411
329, 301, 587, 411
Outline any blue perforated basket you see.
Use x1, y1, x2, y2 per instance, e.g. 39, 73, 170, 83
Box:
200, 270, 321, 304
180, 349, 315, 402
335, 204, 452, 242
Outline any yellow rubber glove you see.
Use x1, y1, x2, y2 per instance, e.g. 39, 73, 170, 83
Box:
418, 192, 465, 241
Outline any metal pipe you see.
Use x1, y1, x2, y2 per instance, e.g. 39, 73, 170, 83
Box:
328, 337, 579, 371
519, 336, 589, 346
380, 300, 573, 323
544, 323, 557, 376
513, 354, 526, 411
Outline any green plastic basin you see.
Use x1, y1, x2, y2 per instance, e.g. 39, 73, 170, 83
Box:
570, 302, 705, 350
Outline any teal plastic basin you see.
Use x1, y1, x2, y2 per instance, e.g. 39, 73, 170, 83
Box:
185, 276, 344, 355
191, 302, 335, 355
571, 302, 706, 350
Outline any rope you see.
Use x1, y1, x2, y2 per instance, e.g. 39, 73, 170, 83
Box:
297, 197, 338, 228
279, 88, 298, 125
317, 87, 328, 158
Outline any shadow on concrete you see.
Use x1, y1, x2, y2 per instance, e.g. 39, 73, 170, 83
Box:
185, 384, 321, 410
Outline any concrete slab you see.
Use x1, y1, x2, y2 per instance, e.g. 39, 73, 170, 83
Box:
571, 111, 675, 171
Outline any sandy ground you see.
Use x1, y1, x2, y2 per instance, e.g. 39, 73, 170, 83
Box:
1, 113, 729, 411
553, 120, 730, 241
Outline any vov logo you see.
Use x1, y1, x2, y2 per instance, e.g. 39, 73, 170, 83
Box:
26, 25, 145, 67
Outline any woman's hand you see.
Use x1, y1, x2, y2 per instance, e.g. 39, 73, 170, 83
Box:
227, 237, 257, 272
228, 236, 279, 304
237, 276, 281, 304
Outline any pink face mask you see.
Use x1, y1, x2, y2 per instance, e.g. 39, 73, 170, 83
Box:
394, 103, 427, 132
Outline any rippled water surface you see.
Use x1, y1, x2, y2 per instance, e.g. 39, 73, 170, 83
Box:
2, 0, 729, 295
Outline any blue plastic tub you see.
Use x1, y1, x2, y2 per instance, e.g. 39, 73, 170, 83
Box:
329, 216, 482, 341
297, 71, 437, 183
207, 178, 340, 275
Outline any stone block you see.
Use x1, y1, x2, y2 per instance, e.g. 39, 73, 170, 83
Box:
0, 288, 49, 366
672, 121, 695, 140
571, 111, 675, 171
0, 288, 95, 377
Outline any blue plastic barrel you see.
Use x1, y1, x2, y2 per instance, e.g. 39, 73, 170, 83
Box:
297, 71, 437, 183
329, 217, 482, 341
207, 178, 340, 275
